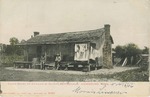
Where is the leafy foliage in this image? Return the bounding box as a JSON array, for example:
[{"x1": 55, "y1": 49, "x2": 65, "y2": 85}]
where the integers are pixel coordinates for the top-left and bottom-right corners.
[
  {"x1": 4, "y1": 37, "x2": 23, "y2": 55},
  {"x1": 1, "y1": 37, "x2": 24, "y2": 66},
  {"x1": 1, "y1": 55, "x2": 24, "y2": 66},
  {"x1": 125, "y1": 43, "x2": 142, "y2": 57},
  {"x1": 114, "y1": 45, "x2": 126, "y2": 58},
  {"x1": 114, "y1": 43, "x2": 142, "y2": 65},
  {"x1": 9, "y1": 37, "x2": 19, "y2": 45}
]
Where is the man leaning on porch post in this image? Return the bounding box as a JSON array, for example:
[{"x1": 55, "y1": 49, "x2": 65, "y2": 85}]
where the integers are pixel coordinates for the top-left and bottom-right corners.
[{"x1": 40, "y1": 54, "x2": 46, "y2": 70}]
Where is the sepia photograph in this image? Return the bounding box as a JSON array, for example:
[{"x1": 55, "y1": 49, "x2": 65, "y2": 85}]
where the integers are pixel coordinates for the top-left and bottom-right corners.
[
  {"x1": 0, "y1": 0, "x2": 149, "y2": 82},
  {"x1": 0, "y1": 0, "x2": 150, "y2": 96}
]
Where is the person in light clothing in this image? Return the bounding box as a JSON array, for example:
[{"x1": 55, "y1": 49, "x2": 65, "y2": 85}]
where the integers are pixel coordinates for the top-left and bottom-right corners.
[
  {"x1": 40, "y1": 54, "x2": 46, "y2": 70},
  {"x1": 55, "y1": 54, "x2": 61, "y2": 70}
]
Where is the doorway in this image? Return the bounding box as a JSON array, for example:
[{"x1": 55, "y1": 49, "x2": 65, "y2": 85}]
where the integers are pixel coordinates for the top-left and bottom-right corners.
[{"x1": 37, "y1": 46, "x2": 42, "y2": 58}]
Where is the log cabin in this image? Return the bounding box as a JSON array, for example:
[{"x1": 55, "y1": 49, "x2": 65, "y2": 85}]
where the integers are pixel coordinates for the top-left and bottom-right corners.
[{"x1": 19, "y1": 24, "x2": 114, "y2": 71}]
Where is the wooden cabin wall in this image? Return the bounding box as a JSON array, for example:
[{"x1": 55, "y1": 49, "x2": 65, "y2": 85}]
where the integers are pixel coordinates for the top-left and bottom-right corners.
[
  {"x1": 46, "y1": 44, "x2": 57, "y2": 62},
  {"x1": 26, "y1": 43, "x2": 74, "y2": 62},
  {"x1": 59, "y1": 43, "x2": 74, "y2": 61},
  {"x1": 46, "y1": 43, "x2": 74, "y2": 62}
]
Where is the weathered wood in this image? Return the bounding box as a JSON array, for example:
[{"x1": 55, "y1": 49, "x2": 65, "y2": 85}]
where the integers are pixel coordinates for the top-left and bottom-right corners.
[
  {"x1": 14, "y1": 61, "x2": 32, "y2": 68},
  {"x1": 136, "y1": 59, "x2": 141, "y2": 65},
  {"x1": 122, "y1": 58, "x2": 127, "y2": 66}
]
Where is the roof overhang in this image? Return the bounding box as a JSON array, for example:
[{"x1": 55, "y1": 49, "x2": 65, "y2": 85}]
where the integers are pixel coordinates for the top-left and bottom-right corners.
[{"x1": 110, "y1": 35, "x2": 114, "y2": 44}]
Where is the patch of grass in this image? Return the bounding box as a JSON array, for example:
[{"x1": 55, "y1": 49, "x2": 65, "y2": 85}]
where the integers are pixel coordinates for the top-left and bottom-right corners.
[
  {"x1": 0, "y1": 66, "x2": 85, "y2": 81},
  {"x1": 107, "y1": 68, "x2": 149, "y2": 82},
  {"x1": 0, "y1": 66, "x2": 148, "y2": 81}
]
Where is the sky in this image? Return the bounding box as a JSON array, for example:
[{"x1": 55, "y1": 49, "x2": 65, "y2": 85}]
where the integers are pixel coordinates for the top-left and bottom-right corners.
[{"x1": 0, "y1": 0, "x2": 150, "y2": 49}]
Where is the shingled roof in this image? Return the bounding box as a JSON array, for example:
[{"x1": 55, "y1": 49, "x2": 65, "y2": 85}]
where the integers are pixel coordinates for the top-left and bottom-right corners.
[{"x1": 20, "y1": 28, "x2": 113, "y2": 45}]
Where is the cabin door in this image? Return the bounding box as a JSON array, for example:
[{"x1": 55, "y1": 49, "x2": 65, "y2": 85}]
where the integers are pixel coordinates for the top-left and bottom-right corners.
[{"x1": 37, "y1": 46, "x2": 42, "y2": 58}]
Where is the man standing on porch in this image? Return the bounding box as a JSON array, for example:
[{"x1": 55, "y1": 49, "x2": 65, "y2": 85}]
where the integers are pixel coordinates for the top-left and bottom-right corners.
[
  {"x1": 55, "y1": 54, "x2": 61, "y2": 70},
  {"x1": 40, "y1": 54, "x2": 46, "y2": 70}
]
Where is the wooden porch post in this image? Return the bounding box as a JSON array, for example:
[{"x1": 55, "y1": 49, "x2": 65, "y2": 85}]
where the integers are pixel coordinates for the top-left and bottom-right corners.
[
  {"x1": 44, "y1": 45, "x2": 47, "y2": 62},
  {"x1": 26, "y1": 46, "x2": 29, "y2": 61},
  {"x1": 88, "y1": 42, "x2": 91, "y2": 71}
]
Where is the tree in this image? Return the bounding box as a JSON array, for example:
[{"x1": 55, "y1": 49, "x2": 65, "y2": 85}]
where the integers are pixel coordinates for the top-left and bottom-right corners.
[
  {"x1": 5, "y1": 37, "x2": 23, "y2": 55},
  {"x1": 125, "y1": 43, "x2": 142, "y2": 64},
  {"x1": 125, "y1": 43, "x2": 141, "y2": 57},
  {"x1": 114, "y1": 43, "x2": 142, "y2": 65},
  {"x1": 114, "y1": 45, "x2": 126, "y2": 58},
  {"x1": 9, "y1": 37, "x2": 19, "y2": 46}
]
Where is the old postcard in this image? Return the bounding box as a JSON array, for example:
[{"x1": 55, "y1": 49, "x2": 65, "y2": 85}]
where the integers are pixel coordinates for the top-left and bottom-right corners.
[{"x1": 0, "y1": 0, "x2": 150, "y2": 97}]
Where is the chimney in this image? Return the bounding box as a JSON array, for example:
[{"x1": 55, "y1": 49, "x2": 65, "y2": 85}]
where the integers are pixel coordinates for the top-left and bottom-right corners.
[
  {"x1": 34, "y1": 32, "x2": 40, "y2": 37},
  {"x1": 103, "y1": 24, "x2": 113, "y2": 68},
  {"x1": 104, "y1": 24, "x2": 110, "y2": 40}
]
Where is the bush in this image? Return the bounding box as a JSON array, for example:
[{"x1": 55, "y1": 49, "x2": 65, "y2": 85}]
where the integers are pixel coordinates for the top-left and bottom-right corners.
[{"x1": 1, "y1": 55, "x2": 24, "y2": 67}]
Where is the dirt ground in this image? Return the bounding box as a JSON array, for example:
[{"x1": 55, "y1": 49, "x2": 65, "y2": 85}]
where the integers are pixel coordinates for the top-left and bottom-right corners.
[
  {"x1": 6, "y1": 66, "x2": 139, "y2": 75},
  {"x1": 0, "y1": 66, "x2": 145, "y2": 81}
]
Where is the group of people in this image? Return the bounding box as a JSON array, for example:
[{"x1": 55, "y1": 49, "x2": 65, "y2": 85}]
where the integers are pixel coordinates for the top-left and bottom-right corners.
[{"x1": 40, "y1": 54, "x2": 61, "y2": 70}]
